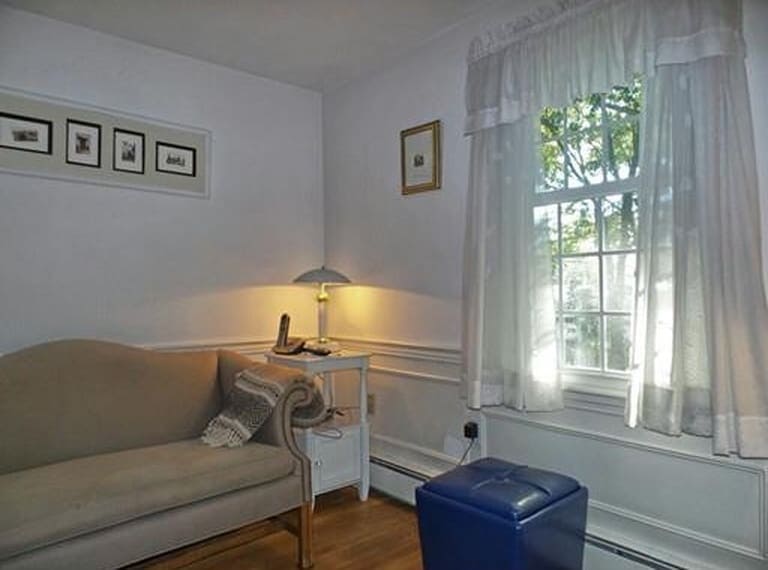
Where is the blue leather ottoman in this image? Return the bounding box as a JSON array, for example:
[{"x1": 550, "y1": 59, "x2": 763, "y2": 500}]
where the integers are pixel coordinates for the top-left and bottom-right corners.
[{"x1": 416, "y1": 457, "x2": 588, "y2": 570}]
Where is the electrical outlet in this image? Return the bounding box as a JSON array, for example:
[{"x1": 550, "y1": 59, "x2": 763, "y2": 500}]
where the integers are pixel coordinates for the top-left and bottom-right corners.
[
  {"x1": 463, "y1": 421, "x2": 479, "y2": 439},
  {"x1": 367, "y1": 393, "x2": 376, "y2": 415}
]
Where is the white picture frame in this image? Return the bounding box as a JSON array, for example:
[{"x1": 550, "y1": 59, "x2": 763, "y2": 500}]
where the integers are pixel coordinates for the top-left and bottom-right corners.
[{"x1": 0, "y1": 84, "x2": 210, "y2": 198}]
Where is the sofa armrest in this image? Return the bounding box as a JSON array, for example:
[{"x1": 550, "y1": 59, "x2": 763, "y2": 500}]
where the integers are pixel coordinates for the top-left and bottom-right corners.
[
  {"x1": 255, "y1": 382, "x2": 314, "y2": 500},
  {"x1": 217, "y1": 349, "x2": 313, "y2": 502}
]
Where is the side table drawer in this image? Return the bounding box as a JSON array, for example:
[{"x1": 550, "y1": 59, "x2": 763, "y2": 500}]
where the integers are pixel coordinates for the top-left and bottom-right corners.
[
  {"x1": 316, "y1": 427, "x2": 361, "y2": 490},
  {"x1": 294, "y1": 422, "x2": 362, "y2": 496}
]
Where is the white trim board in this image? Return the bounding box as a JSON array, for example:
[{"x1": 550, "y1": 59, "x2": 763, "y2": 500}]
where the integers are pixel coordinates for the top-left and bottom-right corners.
[
  {"x1": 334, "y1": 336, "x2": 461, "y2": 364},
  {"x1": 146, "y1": 337, "x2": 273, "y2": 357}
]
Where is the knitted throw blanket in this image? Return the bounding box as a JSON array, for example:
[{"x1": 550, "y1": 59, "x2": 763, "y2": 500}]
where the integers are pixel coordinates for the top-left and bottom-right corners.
[{"x1": 201, "y1": 363, "x2": 327, "y2": 448}]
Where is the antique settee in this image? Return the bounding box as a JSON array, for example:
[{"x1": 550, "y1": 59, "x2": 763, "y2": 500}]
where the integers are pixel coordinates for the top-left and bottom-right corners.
[{"x1": 0, "y1": 339, "x2": 314, "y2": 569}]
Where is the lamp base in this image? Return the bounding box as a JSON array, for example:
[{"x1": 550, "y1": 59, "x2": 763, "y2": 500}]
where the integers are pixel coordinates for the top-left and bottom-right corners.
[{"x1": 304, "y1": 339, "x2": 341, "y2": 353}]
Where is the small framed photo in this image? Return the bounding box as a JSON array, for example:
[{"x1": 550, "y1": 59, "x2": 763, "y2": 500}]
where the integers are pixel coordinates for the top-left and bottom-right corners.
[
  {"x1": 156, "y1": 142, "x2": 196, "y2": 177},
  {"x1": 66, "y1": 119, "x2": 101, "y2": 168},
  {"x1": 400, "y1": 120, "x2": 441, "y2": 195},
  {"x1": 113, "y1": 128, "x2": 145, "y2": 174},
  {"x1": 0, "y1": 112, "x2": 52, "y2": 154}
]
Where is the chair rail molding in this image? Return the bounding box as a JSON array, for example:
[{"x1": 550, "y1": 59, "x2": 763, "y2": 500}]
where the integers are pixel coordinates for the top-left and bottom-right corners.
[
  {"x1": 145, "y1": 337, "x2": 274, "y2": 358},
  {"x1": 334, "y1": 336, "x2": 461, "y2": 364}
]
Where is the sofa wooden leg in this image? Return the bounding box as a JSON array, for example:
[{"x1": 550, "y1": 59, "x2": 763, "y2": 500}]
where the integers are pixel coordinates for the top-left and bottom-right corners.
[{"x1": 298, "y1": 502, "x2": 314, "y2": 568}]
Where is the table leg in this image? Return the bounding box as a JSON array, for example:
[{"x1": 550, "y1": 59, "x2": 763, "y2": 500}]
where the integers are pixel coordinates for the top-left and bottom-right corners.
[
  {"x1": 357, "y1": 365, "x2": 370, "y2": 501},
  {"x1": 321, "y1": 371, "x2": 334, "y2": 409}
]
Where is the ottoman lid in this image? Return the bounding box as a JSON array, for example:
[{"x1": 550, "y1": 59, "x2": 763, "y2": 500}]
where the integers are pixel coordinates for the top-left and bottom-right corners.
[{"x1": 422, "y1": 457, "x2": 581, "y2": 522}]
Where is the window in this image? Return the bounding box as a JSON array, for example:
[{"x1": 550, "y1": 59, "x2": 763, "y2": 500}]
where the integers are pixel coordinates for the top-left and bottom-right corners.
[{"x1": 534, "y1": 77, "x2": 642, "y2": 388}]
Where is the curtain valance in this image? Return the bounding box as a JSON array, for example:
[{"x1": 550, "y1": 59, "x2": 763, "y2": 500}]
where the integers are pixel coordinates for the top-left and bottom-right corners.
[{"x1": 465, "y1": 0, "x2": 744, "y2": 134}]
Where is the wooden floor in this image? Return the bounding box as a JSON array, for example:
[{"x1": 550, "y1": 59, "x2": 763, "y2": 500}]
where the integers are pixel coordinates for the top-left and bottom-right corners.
[{"x1": 134, "y1": 489, "x2": 423, "y2": 570}]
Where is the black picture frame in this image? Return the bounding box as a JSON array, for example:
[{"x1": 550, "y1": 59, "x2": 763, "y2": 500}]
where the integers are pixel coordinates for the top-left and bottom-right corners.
[
  {"x1": 155, "y1": 141, "x2": 196, "y2": 177},
  {"x1": 112, "y1": 128, "x2": 145, "y2": 174},
  {"x1": 0, "y1": 112, "x2": 53, "y2": 155},
  {"x1": 66, "y1": 119, "x2": 102, "y2": 168}
]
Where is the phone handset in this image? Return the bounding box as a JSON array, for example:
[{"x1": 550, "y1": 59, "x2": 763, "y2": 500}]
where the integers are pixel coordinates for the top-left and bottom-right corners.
[{"x1": 272, "y1": 313, "x2": 305, "y2": 355}]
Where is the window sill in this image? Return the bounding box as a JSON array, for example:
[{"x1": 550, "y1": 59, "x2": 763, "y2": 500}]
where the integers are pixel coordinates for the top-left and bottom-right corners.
[{"x1": 562, "y1": 371, "x2": 627, "y2": 416}]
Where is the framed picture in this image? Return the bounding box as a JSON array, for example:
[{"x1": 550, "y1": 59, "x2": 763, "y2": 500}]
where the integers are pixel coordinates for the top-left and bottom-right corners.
[
  {"x1": 66, "y1": 119, "x2": 101, "y2": 167},
  {"x1": 0, "y1": 112, "x2": 52, "y2": 154},
  {"x1": 156, "y1": 141, "x2": 196, "y2": 177},
  {"x1": 400, "y1": 120, "x2": 441, "y2": 195},
  {"x1": 113, "y1": 128, "x2": 145, "y2": 174}
]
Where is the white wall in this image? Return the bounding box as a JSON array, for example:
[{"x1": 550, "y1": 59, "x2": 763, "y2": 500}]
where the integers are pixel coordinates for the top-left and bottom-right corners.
[
  {"x1": 324, "y1": 0, "x2": 543, "y2": 347},
  {"x1": 324, "y1": 0, "x2": 768, "y2": 568},
  {"x1": 0, "y1": 6, "x2": 324, "y2": 354}
]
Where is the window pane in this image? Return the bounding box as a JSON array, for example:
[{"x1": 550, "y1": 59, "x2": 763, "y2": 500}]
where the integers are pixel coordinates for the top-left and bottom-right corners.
[
  {"x1": 539, "y1": 140, "x2": 565, "y2": 192},
  {"x1": 534, "y1": 205, "x2": 558, "y2": 252},
  {"x1": 606, "y1": 120, "x2": 639, "y2": 180},
  {"x1": 563, "y1": 256, "x2": 599, "y2": 310},
  {"x1": 604, "y1": 79, "x2": 642, "y2": 122},
  {"x1": 566, "y1": 94, "x2": 602, "y2": 133},
  {"x1": 540, "y1": 107, "x2": 564, "y2": 142},
  {"x1": 564, "y1": 315, "x2": 600, "y2": 368},
  {"x1": 534, "y1": 205, "x2": 559, "y2": 291},
  {"x1": 602, "y1": 193, "x2": 638, "y2": 250},
  {"x1": 604, "y1": 253, "x2": 636, "y2": 312},
  {"x1": 605, "y1": 315, "x2": 632, "y2": 371},
  {"x1": 561, "y1": 199, "x2": 598, "y2": 254},
  {"x1": 566, "y1": 128, "x2": 604, "y2": 188}
]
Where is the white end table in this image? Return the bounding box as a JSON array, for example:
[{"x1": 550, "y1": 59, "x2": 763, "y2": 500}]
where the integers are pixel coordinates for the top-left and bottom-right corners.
[{"x1": 265, "y1": 350, "x2": 371, "y2": 503}]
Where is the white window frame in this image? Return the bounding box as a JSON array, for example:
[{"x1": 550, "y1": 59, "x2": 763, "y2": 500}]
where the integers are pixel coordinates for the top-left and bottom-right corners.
[{"x1": 535, "y1": 90, "x2": 641, "y2": 401}]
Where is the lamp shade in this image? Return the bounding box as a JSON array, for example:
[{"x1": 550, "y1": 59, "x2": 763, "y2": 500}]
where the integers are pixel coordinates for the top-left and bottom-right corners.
[{"x1": 293, "y1": 265, "x2": 351, "y2": 284}]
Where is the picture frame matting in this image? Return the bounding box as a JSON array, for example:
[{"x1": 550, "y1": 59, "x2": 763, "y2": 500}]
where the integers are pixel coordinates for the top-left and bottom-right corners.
[
  {"x1": 113, "y1": 128, "x2": 145, "y2": 174},
  {"x1": 66, "y1": 119, "x2": 101, "y2": 168},
  {"x1": 0, "y1": 112, "x2": 52, "y2": 155}
]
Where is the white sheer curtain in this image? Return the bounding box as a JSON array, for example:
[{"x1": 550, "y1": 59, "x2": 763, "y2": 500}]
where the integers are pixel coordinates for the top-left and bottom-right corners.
[
  {"x1": 628, "y1": 56, "x2": 768, "y2": 456},
  {"x1": 461, "y1": 119, "x2": 560, "y2": 410},
  {"x1": 462, "y1": 0, "x2": 768, "y2": 456}
]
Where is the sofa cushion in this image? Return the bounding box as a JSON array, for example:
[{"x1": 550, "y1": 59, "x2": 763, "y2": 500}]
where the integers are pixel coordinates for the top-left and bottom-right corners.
[
  {"x1": 0, "y1": 340, "x2": 222, "y2": 474},
  {"x1": 0, "y1": 439, "x2": 295, "y2": 559}
]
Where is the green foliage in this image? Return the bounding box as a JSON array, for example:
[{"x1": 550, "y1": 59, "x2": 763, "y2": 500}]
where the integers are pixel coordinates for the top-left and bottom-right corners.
[{"x1": 539, "y1": 76, "x2": 642, "y2": 191}]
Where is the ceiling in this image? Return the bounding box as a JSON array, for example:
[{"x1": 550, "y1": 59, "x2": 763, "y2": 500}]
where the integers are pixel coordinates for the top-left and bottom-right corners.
[{"x1": 1, "y1": 0, "x2": 497, "y2": 92}]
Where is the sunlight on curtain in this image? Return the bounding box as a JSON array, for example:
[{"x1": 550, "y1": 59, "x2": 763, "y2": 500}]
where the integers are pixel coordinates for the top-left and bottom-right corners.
[
  {"x1": 462, "y1": 120, "x2": 561, "y2": 410},
  {"x1": 462, "y1": 0, "x2": 768, "y2": 456}
]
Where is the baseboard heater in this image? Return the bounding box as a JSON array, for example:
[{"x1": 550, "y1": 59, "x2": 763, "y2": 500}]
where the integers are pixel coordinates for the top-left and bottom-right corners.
[
  {"x1": 584, "y1": 534, "x2": 686, "y2": 570},
  {"x1": 370, "y1": 456, "x2": 688, "y2": 570},
  {"x1": 371, "y1": 455, "x2": 432, "y2": 482}
]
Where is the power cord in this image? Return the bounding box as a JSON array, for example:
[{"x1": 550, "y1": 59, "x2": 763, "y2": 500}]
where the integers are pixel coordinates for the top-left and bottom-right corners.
[{"x1": 458, "y1": 437, "x2": 476, "y2": 465}]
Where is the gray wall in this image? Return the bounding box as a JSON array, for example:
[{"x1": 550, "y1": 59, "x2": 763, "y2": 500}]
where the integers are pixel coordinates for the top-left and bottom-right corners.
[{"x1": 0, "y1": 6, "x2": 324, "y2": 353}]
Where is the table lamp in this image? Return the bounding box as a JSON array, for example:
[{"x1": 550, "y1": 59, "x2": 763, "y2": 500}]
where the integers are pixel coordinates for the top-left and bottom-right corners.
[{"x1": 293, "y1": 265, "x2": 350, "y2": 344}]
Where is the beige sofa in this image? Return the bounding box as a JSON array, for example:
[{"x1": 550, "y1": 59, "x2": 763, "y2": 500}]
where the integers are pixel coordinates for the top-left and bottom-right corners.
[{"x1": 0, "y1": 339, "x2": 314, "y2": 569}]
